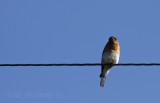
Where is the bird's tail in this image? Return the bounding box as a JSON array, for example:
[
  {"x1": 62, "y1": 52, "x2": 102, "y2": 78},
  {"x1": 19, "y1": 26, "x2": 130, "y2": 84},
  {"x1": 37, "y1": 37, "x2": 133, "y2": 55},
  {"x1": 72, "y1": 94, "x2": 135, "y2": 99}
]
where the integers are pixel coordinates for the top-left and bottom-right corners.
[
  {"x1": 100, "y1": 77, "x2": 106, "y2": 87},
  {"x1": 99, "y1": 70, "x2": 110, "y2": 87}
]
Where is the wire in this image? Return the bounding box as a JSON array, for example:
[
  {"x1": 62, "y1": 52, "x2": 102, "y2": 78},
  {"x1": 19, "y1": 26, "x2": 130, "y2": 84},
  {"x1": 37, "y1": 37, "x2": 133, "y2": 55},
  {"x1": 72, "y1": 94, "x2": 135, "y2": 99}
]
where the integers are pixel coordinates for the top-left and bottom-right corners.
[{"x1": 0, "y1": 63, "x2": 160, "y2": 67}]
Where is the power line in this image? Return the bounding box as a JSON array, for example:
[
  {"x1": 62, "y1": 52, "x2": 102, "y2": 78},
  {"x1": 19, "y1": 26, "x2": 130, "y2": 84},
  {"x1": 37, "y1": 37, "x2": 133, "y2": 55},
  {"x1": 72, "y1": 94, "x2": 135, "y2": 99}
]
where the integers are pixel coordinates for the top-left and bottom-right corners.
[{"x1": 0, "y1": 63, "x2": 160, "y2": 67}]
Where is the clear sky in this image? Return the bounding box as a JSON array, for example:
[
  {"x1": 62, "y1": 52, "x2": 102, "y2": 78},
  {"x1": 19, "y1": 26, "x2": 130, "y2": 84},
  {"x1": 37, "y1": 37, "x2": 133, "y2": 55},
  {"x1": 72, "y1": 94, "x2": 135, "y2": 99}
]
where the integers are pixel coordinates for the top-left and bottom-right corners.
[{"x1": 1, "y1": 0, "x2": 160, "y2": 102}]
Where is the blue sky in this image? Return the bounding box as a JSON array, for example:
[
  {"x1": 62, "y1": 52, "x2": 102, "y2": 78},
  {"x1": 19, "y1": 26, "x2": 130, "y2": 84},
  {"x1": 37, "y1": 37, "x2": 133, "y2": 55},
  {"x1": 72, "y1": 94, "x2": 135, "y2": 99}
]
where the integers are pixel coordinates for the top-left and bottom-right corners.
[{"x1": 1, "y1": 0, "x2": 160, "y2": 102}]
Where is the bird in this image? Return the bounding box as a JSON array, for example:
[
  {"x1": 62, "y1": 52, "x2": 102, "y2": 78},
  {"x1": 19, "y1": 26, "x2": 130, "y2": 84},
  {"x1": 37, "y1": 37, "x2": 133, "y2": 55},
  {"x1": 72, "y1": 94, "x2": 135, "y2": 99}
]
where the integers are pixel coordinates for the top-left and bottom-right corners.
[{"x1": 100, "y1": 36, "x2": 120, "y2": 87}]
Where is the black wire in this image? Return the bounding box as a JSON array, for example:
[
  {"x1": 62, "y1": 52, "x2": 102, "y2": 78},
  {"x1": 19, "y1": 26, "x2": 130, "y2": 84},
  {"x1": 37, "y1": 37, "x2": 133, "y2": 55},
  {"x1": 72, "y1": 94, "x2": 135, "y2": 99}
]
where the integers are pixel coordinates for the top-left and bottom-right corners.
[{"x1": 0, "y1": 63, "x2": 160, "y2": 67}]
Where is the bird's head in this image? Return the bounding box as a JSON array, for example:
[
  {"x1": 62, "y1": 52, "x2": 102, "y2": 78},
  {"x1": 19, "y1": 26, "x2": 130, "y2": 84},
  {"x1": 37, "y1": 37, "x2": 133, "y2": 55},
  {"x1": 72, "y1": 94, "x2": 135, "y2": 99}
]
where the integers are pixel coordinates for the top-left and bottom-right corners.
[{"x1": 109, "y1": 36, "x2": 118, "y2": 42}]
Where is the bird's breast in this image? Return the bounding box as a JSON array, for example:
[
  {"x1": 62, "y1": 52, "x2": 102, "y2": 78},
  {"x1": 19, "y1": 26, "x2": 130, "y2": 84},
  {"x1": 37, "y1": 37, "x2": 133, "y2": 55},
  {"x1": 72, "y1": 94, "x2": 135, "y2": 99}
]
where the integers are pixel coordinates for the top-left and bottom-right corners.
[{"x1": 102, "y1": 50, "x2": 120, "y2": 64}]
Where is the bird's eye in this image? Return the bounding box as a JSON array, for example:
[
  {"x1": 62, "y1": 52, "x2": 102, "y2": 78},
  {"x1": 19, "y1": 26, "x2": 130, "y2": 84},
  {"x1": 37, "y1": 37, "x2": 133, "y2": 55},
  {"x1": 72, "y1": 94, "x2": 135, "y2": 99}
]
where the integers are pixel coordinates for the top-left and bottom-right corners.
[
  {"x1": 108, "y1": 36, "x2": 117, "y2": 41},
  {"x1": 114, "y1": 37, "x2": 117, "y2": 40}
]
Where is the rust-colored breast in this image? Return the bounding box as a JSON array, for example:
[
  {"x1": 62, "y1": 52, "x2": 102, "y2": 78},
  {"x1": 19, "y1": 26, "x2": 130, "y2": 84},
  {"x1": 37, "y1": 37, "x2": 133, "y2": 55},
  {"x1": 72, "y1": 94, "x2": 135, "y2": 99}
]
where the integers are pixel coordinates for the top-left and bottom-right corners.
[{"x1": 104, "y1": 41, "x2": 120, "y2": 54}]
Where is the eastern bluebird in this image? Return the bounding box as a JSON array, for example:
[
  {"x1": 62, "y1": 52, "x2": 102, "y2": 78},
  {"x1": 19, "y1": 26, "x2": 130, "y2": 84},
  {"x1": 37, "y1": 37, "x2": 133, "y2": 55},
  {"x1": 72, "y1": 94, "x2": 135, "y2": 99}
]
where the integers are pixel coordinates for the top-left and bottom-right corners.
[{"x1": 100, "y1": 36, "x2": 120, "y2": 87}]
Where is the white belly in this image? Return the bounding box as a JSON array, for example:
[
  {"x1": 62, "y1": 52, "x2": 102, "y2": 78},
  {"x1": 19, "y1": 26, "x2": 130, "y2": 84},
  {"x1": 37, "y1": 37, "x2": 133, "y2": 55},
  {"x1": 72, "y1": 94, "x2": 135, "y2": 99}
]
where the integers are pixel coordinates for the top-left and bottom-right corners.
[{"x1": 102, "y1": 51, "x2": 119, "y2": 64}]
